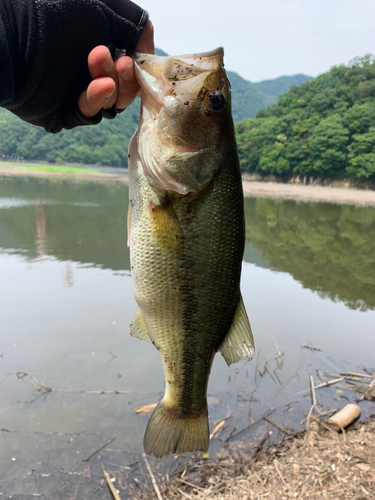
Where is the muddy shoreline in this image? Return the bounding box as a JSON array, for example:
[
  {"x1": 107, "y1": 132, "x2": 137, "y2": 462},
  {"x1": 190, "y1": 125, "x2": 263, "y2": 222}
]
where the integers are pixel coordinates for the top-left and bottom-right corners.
[
  {"x1": 241, "y1": 180, "x2": 375, "y2": 207},
  {"x1": 133, "y1": 416, "x2": 375, "y2": 500},
  {"x1": 1, "y1": 166, "x2": 375, "y2": 207}
]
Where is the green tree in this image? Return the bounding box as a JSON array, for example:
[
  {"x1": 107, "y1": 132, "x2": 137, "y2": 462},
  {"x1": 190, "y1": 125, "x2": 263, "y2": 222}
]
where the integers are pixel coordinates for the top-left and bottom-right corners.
[{"x1": 309, "y1": 114, "x2": 349, "y2": 176}]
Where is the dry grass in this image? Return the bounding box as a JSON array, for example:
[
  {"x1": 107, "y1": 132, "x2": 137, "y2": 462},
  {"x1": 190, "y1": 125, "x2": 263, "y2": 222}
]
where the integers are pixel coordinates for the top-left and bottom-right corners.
[{"x1": 133, "y1": 416, "x2": 375, "y2": 500}]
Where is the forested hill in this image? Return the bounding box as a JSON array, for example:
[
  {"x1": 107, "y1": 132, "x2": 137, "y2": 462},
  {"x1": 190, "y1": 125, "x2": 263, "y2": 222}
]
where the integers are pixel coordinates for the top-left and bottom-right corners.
[
  {"x1": 236, "y1": 54, "x2": 375, "y2": 180},
  {"x1": 0, "y1": 51, "x2": 310, "y2": 167}
]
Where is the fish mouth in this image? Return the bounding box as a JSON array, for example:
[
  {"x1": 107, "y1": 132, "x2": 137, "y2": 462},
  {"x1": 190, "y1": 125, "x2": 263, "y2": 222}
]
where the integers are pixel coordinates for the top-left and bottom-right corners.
[{"x1": 132, "y1": 47, "x2": 225, "y2": 100}]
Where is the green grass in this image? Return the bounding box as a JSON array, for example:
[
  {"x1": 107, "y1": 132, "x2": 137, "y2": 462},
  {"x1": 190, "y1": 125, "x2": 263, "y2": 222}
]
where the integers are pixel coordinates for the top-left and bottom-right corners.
[{"x1": 0, "y1": 162, "x2": 99, "y2": 174}]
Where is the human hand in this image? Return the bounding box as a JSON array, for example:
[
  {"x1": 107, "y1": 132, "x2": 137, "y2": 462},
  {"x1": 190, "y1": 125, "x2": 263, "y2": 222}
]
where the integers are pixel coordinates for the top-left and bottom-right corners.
[
  {"x1": 1, "y1": 0, "x2": 150, "y2": 132},
  {"x1": 78, "y1": 20, "x2": 154, "y2": 118}
]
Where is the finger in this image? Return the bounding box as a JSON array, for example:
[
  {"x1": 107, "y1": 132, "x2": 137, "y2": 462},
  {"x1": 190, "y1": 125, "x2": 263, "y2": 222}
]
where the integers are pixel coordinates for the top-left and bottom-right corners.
[
  {"x1": 87, "y1": 46, "x2": 119, "y2": 107},
  {"x1": 87, "y1": 46, "x2": 114, "y2": 79},
  {"x1": 136, "y1": 20, "x2": 155, "y2": 54},
  {"x1": 78, "y1": 77, "x2": 116, "y2": 118},
  {"x1": 114, "y1": 56, "x2": 140, "y2": 110}
]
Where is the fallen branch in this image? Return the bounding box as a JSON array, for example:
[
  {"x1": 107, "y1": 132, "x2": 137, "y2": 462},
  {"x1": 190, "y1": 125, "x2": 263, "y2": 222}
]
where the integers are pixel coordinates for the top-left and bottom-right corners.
[
  {"x1": 134, "y1": 403, "x2": 157, "y2": 414},
  {"x1": 210, "y1": 408, "x2": 231, "y2": 440},
  {"x1": 251, "y1": 429, "x2": 269, "y2": 459},
  {"x1": 295, "y1": 377, "x2": 344, "y2": 396},
  {"x1": 81, "y1": 437, "x2": 116, "y2": 462},
  {"x1": 359, "y1": 379, "x2": 375, "y2": 401},
  {"x1": 145, "y1": 458, "x2": 164, "y2": 500},
  {"x1": 103, "y1": 470, "x2": 122, "y2": 500},
  {"x1": 263, "y1": 415, "x2": 291, "y2": 435},
  {"x1": 343, "y1": 371, "x2": 375, "y2": 380}
]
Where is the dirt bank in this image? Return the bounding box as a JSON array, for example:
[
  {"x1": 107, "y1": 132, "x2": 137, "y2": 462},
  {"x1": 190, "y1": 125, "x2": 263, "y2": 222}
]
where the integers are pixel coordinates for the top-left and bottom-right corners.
[
  {"x1": 134, "y1": 416, "x2": 375, "y2": 500},
  {"x1": 242, "y1": 180, "x2": 375, "y2": 208}
]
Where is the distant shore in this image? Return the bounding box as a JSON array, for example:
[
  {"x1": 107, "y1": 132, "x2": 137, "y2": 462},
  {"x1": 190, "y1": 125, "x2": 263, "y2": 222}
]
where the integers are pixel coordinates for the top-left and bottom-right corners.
[
  {"x1": 1, "y1": 164, "x2": 375, "y2": 207},
  {"x1": 241, "y1": 180, "x2": 375, "y2": 207}
]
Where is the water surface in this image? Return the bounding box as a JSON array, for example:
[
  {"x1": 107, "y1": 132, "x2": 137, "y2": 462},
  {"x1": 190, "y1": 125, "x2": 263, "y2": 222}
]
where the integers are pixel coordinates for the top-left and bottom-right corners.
[{"x1": 0, "y1": 175, "x2": 374, "y2": 497}]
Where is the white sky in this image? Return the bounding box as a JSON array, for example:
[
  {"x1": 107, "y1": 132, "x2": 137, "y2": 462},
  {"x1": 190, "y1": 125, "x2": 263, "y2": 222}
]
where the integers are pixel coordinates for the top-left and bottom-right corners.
[{"x1": 139, "y1": 0, "x2": 375, "y2": 82}]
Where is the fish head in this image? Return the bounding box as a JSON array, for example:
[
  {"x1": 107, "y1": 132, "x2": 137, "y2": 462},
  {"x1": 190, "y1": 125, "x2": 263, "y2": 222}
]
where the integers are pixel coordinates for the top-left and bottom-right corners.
[{"x1": 132, "y1": 48, "x2": 234, "y2": 194}]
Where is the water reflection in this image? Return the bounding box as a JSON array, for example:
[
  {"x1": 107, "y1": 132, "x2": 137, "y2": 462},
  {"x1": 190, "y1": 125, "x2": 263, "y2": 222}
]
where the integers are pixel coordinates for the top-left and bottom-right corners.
[
  {"x1": 64, "y1": 260, "x2": 74, "y2": 287},
  {"x1": 1, "y1": 176, "x2": 374, "y2": 311},
  {"x1": 35, "y1": 199, "x2": 47, "y2": 260},
  {"x1": 0, "y1": 176, "x2": 130, "y2": 270},
  {"x1": 0, "y1": 174, "x2": 374, "y2": 494},
  {"x1": 244, "y1": 198, "x2": 375, "y2": 311}
]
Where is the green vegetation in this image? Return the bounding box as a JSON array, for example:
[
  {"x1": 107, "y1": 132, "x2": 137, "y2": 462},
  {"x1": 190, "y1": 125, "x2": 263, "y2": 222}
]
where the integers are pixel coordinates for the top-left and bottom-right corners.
[
  {"x1": 227, "y1": 71, "x2": 312, "y2": 122},
  {"x1": 0, "y1": 49, "x2": 310, "y2": 167},
  {"x1": 244, "y1": 197, "x2": 375, "y2": 311},
  {"x1": 0, "y1": 98, "x2": 140, "y2": 167},
  {"x1": 236, "y1": 54, "x2": 375, "y2": 181},
  {"x1": 12, "y1": 165, "x2": 98, "y2": 174}
]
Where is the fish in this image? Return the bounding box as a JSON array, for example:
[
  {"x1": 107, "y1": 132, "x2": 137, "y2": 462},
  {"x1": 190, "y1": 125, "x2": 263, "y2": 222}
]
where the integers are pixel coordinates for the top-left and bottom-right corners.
[{"x1": 127, "y1": 47, "x2": 254, "y2": 458}]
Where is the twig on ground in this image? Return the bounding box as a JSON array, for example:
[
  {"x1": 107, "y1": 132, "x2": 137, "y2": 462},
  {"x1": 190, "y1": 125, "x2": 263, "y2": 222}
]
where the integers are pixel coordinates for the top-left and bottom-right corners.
[
  {"x1": 344, "y1": 371, "x2": 375, "y2": 380},
  {"x1": 81, "y1": 437, "x2": 116, "y2": 462},
  {"x1": 263, "y1": 415, "x2": 291, "y2": 435},
  {"x1": 134, "y1": 403, "x2": 157, "y2": 414},
  {"x1": 175, "y1": 487, "x2": 193, "y2": 499},
  {"x1": 359, "y1": 379, "x2": 375, "y2": 401},
  {"x1": 307, "y1": 374, "x2": 318, "y2": 422},
  {"x1": 251, "y1": 429, "x2": 269, "y2": 459},
  {"x1": 176, "y1": 478, "x2": 206, "y2": 491},
  {"x1": 295, "y1": 377, "x2": 344, "y2": 396},
  {"x1": 145, "y1": 458, "x2": 164, "y2": 500},
  {"x1": 210, "y1": 408, "x2": 231, "y2": 440},
  {"x1": 274, "y1": 458, "x2": 288, "y2": 490},
  {"x1": 103, "y1": 470, "x2": 122, "y2": 500}
]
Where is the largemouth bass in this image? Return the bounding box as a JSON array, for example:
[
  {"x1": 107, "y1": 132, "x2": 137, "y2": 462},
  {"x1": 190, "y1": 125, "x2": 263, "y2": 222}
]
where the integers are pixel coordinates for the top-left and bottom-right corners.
[{"x1": 128, "y1": 47, "x2": 254, "y2": 458}]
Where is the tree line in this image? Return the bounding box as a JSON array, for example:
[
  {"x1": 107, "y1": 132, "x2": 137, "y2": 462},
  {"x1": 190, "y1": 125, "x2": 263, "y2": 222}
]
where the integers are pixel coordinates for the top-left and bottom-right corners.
[{"x1": 235, "y1": 54, "x2": 375, "y2": 181}]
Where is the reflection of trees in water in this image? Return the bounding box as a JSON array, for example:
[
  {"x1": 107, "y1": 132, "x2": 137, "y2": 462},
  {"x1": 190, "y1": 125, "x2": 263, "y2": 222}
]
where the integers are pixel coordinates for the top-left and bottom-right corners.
[
  {"x1": 35, "y1": 199, "x2": 47, "y2": 260},
  {"x1": 0, "y1": 176, "x2": 130, "y2": 271},
  {"x1": 64, "y1": 260, "x2": 74, "y2": 287},
  {"x1": 244, "y1": 198, "x2": 375, "y2": 311}
]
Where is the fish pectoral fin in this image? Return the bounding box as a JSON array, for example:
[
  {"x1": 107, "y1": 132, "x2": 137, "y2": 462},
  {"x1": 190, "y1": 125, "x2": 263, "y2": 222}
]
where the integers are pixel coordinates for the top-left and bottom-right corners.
[
  {"x1": 219, "y1": 294, "x2": 255, "y2": 366},
  {"x1": 129, "y1": 308, "x2": 152, "y2": 344},
  {"x1": 149, "y1": 196, "x2": 183, "y2": 254}
]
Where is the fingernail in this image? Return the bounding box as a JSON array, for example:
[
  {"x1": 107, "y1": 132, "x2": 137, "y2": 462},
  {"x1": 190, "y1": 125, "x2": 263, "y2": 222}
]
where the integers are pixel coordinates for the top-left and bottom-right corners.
[{"x1": 102, "y1": 53, "x2": 114, "y2": 74}]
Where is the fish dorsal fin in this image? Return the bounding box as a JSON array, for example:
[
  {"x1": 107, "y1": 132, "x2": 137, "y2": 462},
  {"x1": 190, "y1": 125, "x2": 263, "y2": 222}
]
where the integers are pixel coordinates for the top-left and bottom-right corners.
[
  {"x1": 129, "y1": 308, "x2": 152, "y2": 344},
  {"x1": 149, "y1": 196, "x2": 183, "y2": 253},
  {"x1": 219, "y1": 294, "x2": 255, "y2": 366}
]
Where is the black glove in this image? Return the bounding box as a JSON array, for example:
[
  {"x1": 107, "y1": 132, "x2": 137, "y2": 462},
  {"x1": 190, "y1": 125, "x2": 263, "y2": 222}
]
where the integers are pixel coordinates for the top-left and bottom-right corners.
[{"x1": 0, "y1": 0, "x2": 148, "y2": 132}]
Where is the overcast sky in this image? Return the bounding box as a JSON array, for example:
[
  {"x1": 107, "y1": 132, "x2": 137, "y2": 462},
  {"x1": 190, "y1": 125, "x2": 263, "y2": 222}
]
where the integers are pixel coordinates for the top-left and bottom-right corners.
[{"x1": 139, "y1": 0, "x2": 375, "y2": 82}]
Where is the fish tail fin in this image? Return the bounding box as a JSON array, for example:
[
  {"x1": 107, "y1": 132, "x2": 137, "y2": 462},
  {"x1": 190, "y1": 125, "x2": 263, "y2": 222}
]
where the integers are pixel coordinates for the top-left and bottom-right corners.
[{"x1": 143, "y1": 401, "x2": 209, "y2": 458}]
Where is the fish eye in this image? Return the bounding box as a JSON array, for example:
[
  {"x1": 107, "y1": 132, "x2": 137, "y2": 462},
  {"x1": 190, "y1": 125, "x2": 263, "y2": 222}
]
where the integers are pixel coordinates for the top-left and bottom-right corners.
[{"x1": 208, "y1": 91, "x2": 226, "y2": 112}]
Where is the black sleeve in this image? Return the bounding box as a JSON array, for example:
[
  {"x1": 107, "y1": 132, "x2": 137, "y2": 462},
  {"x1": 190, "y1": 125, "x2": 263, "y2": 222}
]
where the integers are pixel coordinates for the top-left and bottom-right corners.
[
  {"x1": 0, "y1": 0, "x2": 148, "y2": 133},
  {"x1": 0, "y1": 14, "x2": 14, "y2": 105}
]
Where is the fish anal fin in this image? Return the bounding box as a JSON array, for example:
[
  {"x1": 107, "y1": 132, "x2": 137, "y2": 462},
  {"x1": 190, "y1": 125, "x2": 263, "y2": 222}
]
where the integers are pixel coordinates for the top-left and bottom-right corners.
[
  {"x1": 219, "y1": 294, "x2": 255, "y2": 366},
  {"x1": 144, "y1": 401, "x2": 209, "y2": 458},
  {"x1": 149, "y1": 196, "x2": 183, "y2": 254},
  {"x1": 129, "y1": 308, "x2": 152, "y2": 344}
]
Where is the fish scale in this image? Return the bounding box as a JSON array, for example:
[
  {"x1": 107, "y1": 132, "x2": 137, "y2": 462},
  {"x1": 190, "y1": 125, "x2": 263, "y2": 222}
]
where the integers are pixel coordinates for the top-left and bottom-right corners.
[{"x1": 128, "y1": 47, "x2": 255, "y2": 458}]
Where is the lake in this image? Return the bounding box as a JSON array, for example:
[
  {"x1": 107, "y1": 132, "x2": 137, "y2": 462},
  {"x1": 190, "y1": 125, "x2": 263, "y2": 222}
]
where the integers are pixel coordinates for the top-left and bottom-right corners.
[{"x1": 0, "y1": 174, "x2": 374, "y2": 498}]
